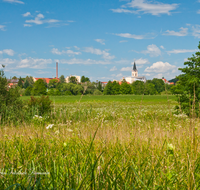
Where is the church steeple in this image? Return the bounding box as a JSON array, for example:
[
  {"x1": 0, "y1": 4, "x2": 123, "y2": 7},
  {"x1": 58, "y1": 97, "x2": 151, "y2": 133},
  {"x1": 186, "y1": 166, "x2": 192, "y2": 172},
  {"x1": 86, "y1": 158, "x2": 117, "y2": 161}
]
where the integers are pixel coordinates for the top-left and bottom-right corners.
[
  {"x1": 132, "y1": 60, "x2": 138, "y2": 77},
  {"x1": 133, "y1": 61, "x2": 137, "y2": 71}
]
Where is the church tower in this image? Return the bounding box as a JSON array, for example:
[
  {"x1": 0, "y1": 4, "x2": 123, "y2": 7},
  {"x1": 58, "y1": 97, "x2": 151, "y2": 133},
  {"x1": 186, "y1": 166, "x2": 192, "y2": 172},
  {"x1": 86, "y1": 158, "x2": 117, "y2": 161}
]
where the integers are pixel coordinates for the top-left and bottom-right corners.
[{"x1": 132, "y1": 61, "x2": 138, "y2": 77}]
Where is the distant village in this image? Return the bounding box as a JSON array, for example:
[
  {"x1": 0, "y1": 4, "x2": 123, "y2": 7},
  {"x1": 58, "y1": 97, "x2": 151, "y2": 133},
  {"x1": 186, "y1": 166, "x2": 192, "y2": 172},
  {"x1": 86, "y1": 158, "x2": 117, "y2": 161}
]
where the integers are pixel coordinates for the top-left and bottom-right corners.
[{"x1": 6, "y1": 61, "x2": 175, "y2": 96}]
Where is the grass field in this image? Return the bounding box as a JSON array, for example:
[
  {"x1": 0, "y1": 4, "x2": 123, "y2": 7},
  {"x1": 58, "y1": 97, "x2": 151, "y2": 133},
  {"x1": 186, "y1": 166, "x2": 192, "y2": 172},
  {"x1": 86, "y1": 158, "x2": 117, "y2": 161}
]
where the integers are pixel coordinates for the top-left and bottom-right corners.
[
  {"x1": 21, "y1": 94, "x2": 176, "y2": 103},
  {"x1": 2, "y1": 95, "x2": 200, "y2": 189}
]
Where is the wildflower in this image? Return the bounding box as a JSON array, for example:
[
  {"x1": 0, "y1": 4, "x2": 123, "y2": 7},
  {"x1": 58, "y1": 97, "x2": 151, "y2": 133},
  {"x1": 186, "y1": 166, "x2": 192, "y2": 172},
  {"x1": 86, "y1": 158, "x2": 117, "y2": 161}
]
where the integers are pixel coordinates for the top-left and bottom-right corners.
[
  {"x1": 167, "y1": 143, "x2": 175, "y2": 151},
  {"x1": 63, "y1": 142, "x2": 67, "y2": 147},
  {"x1": 46, "y1": 124, "x2": 54, "y2": 129},
  {"x1": 67, "y1": 128, "x2": 73, "y2": 132}
]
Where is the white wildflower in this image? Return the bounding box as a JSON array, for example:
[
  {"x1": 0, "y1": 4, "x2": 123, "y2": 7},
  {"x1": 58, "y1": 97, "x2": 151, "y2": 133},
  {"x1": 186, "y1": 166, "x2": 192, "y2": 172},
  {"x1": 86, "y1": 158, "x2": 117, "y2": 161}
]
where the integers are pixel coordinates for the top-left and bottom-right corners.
[
  {"x1": 46, "y1": 124, "x2": 54, "y2": 129},
  {"x1": 67, "y1": 128, "x2": 73, "y2": 132},
  {"x1": 167, "y1": 143, "x2": 175, "y2": 151}
]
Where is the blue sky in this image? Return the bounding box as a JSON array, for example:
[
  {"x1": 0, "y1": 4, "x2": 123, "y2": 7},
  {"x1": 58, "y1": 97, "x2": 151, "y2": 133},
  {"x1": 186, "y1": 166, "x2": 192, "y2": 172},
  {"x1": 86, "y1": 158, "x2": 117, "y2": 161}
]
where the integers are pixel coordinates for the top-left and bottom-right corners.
[{"x1": 0, "y1": 0, "x2": 200, "y2": 81}]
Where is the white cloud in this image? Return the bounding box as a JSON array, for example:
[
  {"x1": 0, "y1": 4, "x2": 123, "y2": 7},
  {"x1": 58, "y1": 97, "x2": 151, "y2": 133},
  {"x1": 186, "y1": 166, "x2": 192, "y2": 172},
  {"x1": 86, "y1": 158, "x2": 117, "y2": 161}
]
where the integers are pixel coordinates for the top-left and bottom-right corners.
[
  {"x1": 167, "y1": 49, "x2": 198, "y2": 54},
  {"x1": 141, "y1": 44, "x2": 161, "y2": 57},
  {"x1": 17, "y1": 58, "x2": 52, "y2": 69},
  {"x1": 197, "y1": 10, "x2": 200, "y2": 14},
  {"x1": 51, "y1": 48, "x2": 81, "y2": 56},
  {"x1": 95, "y1": 39, "x2": 105, "y2": 45},
  {"x1": 57, "y1": 58, "x2": 112, "y2": 65},
  {"x1": 111, "y1": 0, "x2": 178, "y2": 16},
  {"x1": 0, "y1": 49, "x2": 15, "y2": 56},
  {"x1": 110, "y1": 8, "x2": 138, "y2": 14},
  {"x1": 67, "y1": 20, "x2": 75, "y2": 23},
  {"x1": 25, "y1": 13, "x2": 60, "y2": 26},
  {"x1": 160, "y1": 45, "x2": 165, "y2": 49},
  {"x1": 163, "y1": 27, "x2": 188, "y2": 36},
  {"x1": 135, "y1": 58, "x2": 149, "y2": 64},
  {"x1": 24, "y1": 24, "x2": 32, "y2": 27},
  {"x1": 84, "y1": 47, "x2": 115, "y2": 60},
  {"x1": 144, "y1": 61, "x2": 177, "y2": 73},
  {"x1": 0, "y1": 25, "x2": 6, "y2": 31},
  {"x1": 0, "y1": 57, "x2": 52, "y2": 72},
  {"x1": 192, "y1": 25, "x2": 200, "y2": 38},
  {"x1": 0, "y1": 58, "x2": 16, "y2": 65},
  {"x1": 114, "y1": 32, "x2": 156, "y2": 39},
  {"x1": 74, "y1": 46, "x2": 80, "y2": 50},
  {"x1": 114, "y1": 33, "x2": 146, "y2": 39},
  {"x1": 120, "y1": 67, "x2": 132, "y2": 71},
  {"x1": 119, "y1": 40, "x2": 128, "y2": 43},
  {"x1": 3, "y1": 0, "x2": 24, "y2": 4},
  {"x1": 110, "y1": 66, "x2": 117, "y2": 71},
  {"x1": 22, "y1": 12, "x2": 31, "y2": 17},
  {"x1": 116, "y1": 73, "x2": 123, "y2": 77}
]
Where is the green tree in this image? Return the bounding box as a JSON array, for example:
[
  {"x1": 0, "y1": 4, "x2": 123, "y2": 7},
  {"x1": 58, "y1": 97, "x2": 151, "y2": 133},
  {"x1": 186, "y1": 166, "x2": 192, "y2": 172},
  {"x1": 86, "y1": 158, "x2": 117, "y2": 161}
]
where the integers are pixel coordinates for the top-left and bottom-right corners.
[
  {"x1": 69, "y1": 76, "x2": 78, "y2": 84},
  {"x1": 12, "y1": 76, "x2": 17, "y2": 80},
  {"x1": 85, "y1": 82, "x2": 96, "y2": 94},
  {"x1": 81, "y1": 76, "x2": 86, "y2": 83},
  {"x1": 25, "y1": 76, "x2": 34, "y2": 87},
  {"x1": 18, "y1": 77, "x2": 23, "y2": 88},
  {"x1": 103, "y1": 81, "x2": 113, "y2": 95},
  {"x1": 120, "y1": 82, "x2": 132, "y2": 94},
  {"x1": 112, "y1": 81, "x2": 120, "y2": 95},
  {"x1": 145, "y1": 82, "x2": 157, "y2": 95},
  {"x1": 173, "y1": 42, "x2": 200, "y2": 116},
  {"x1": 151, "y1": 78, "x2": 165, "y2": 93},
  {"x1": 93, "y1": 89, "x2": 103, "y2": 95},
  {"x1": 132, "y1": 81, "x2": 145, "y2": 95},
  {"x1": 85, "y1": 77, "x2": 90, "y2": 82},
  {"x1": 0, "y1": 65, "x2": 22, "y2": 122},
  {"x1": 23, "y1": 79, "x2": 30, "y2": 89},
  {"x1": 31, "y1": 79, "x2": 47, "y2": 96},
  {"x1": 97, "y1": 81, "x2": 102, "y2": 92},
  {"x1": 72, "y1": 85, "x2": 84, "y2": 95},
  {"x1": 24, "y1": 86, "x2": 32, "y2": 96},
  {"x1": 81, "y1": 76, "x2": 90, "y2": 83},
  {"x1": 48, "y1": 79, "x2": 59, "y2": 88},
  {"x1": 59, "y1": 75, "x2": 65, "y2": 83}
]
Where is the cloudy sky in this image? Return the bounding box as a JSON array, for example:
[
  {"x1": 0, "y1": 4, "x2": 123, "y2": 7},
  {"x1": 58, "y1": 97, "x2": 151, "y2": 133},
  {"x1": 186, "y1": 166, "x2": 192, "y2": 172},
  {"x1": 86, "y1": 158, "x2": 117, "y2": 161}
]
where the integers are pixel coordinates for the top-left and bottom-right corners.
[{"x1": 0, "y1": 0, "x2": 200, "y2": 81}]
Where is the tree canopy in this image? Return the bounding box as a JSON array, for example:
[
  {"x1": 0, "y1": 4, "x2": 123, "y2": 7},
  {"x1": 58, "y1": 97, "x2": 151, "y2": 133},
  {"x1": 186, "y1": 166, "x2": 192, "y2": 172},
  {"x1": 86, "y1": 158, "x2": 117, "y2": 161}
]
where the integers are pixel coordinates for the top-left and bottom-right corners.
[
  {"x1": 59, "y1": 75, "x2": 65, "y2": 83},
  {"x1": 32, "y1": 79, "x2": 47, "y2": 96},
  {"x1": 172, "y1": 42, "x2": 200, "y2": 116}
]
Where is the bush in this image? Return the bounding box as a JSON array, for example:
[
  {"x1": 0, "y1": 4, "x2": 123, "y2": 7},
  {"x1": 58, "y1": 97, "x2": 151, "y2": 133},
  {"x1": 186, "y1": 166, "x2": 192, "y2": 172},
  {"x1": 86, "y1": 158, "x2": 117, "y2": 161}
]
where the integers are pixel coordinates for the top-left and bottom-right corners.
[
  {"x1": 65, "y1": 91, "x2": 72, "y2": 95},
  {"x1": 24, "y1": 86, "x2": 32, "y2": 96},
  {"x1": 26, "y1": 96, "x2": 52, "y2": 116},
  {"x1": 93, "y1": 89, "x2": 103, "y2": 95}
]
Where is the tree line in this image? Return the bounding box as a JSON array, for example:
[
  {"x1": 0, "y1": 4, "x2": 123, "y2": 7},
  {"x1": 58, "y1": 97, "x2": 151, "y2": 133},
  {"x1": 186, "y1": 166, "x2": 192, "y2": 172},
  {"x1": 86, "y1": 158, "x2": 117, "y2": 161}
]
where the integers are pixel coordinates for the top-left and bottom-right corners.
[{"x1": 10, "y1": 74, "x2": 172, "y2": 96}]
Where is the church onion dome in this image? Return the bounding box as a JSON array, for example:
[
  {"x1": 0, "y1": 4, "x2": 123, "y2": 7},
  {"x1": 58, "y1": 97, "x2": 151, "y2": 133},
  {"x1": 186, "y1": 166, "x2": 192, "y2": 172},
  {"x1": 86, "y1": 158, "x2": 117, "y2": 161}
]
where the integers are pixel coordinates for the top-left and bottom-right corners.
[{"x1": 133, "y1": 61, "x2": 137, "y2": 71}]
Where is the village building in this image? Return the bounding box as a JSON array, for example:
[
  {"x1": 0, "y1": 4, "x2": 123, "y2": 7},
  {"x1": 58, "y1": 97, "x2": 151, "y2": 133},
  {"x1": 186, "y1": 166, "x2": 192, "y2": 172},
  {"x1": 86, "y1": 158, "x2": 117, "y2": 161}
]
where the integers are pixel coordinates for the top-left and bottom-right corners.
[
  {"x1": 32, "y1": 77, "x2": 59, "y2": 84},
  {"x1": 125, "y1": 61, "x2": 146, "y2": 83},
  {"x1": 162, "y1": 77, "x2": 174, "y2": 85},
  {"x1": 65, "y1": 75, "x2": 81, "y2": 83}
]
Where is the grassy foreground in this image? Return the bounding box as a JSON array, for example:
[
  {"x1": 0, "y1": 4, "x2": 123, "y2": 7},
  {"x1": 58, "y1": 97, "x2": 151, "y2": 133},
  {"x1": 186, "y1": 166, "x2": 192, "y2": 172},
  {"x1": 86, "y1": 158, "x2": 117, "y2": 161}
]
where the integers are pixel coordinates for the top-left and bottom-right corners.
[{"x1": 1, "y1": 95, "x2": 200, "y2": 189}]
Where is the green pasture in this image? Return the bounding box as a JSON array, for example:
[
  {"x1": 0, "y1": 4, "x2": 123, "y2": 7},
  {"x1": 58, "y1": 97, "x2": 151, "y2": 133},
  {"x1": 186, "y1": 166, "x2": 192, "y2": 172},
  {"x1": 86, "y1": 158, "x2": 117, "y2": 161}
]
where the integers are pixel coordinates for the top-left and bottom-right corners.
[{"x1": 21, "y1": 94, "x2": 177, "y2": 104}]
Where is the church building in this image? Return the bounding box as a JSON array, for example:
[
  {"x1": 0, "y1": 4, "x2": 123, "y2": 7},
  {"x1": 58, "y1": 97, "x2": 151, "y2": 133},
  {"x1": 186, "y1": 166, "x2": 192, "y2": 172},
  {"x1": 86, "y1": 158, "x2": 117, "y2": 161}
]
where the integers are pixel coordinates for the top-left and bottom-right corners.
[{"x1": 125, "y1": 61, "x2": 146, "y2": 83}]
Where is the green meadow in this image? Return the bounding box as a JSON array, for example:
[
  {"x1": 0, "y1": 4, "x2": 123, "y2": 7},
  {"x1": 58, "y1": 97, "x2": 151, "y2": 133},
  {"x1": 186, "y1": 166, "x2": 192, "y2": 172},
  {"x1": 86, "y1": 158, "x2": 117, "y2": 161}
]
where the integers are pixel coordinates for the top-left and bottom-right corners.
[
  {"x1": 1, "y1": 95, "x2": 200, "y2": 189},
  {"x1": 21, "y1": 94, "x2": 176, "y2": 103}
]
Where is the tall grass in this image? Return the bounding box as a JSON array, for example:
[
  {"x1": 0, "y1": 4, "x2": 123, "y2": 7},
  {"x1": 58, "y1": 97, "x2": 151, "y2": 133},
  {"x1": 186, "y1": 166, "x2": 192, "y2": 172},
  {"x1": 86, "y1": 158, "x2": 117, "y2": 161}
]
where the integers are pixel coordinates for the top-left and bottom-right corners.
[{"x1": 1, "y1": 95, "x2": 200, "y2": 189}]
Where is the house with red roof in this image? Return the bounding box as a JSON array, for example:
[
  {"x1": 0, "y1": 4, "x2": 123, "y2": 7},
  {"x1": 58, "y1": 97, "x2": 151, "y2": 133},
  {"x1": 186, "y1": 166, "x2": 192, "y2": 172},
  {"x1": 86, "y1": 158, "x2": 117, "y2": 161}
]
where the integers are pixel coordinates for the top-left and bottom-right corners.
[
  {"x1": 33, "y1": 77, "x2": 59, "y2": 84},
  {"x1": 162, "y1": 77, "x2": 174, "y2": 85}
]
